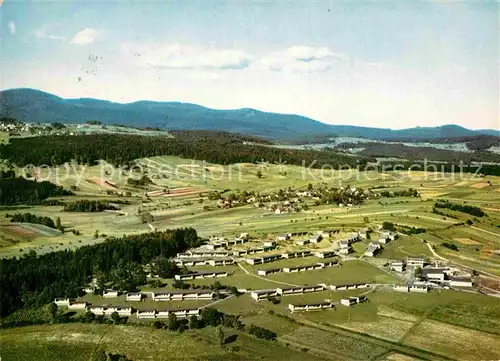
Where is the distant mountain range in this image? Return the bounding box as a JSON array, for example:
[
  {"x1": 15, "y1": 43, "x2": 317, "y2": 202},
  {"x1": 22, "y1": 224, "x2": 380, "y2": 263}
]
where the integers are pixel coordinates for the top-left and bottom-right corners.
[{"x1": 1, "y1": 88, "x2": 498, "y2": 141}]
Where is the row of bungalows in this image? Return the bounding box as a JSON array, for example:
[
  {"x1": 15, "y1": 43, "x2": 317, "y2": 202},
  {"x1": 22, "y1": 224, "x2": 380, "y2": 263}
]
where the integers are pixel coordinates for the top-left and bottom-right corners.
[
  {"x1": 314, "y1": 250, "x2": 336, "y2": 259},
  {"x1": 282, "y1": 250, "x2": 312, "y2": 259},
  {"x1": 276, "y1": 285, "x2": 325, "y2": 295},
  {"x1": 136, "y1": 308, "x2": 200, "y2": 319},
  {"x1": 393, "y1": 284, "x2": 429, "y2": 293},
  {"x1": 250, "y1": 289, "x2": 279, "y2": 301},
  {"x1": 282, "y1": 261, "x2": 336, "y2": 273},
  {"x1": 151, "y1": 290, "x2": 215, "y2": 301},
  {"x1": 257, "y1": 268, "x2": 282, "y2": 276},
  {"x1": 245, "y1": 254, "x2": 281, "y2": 265},
  {"x1": 174, "y1": 270, "x2": 229, "y2": 281},
  {"x1": 288, "y1": 301, "x2": 334, "y2": 313},
  {"x1": 364, "y1": 242, "x2": 382, "y2": 257},
  {"x1": 89, "y1": 306, "x2": 133, "y2": 316},
  {"x1": 250, "y1": 285, "x2": 325, "y2": 301},
  {"x1": 340, "y1": 296, "x2": 367, "y2": 307},
  {"x1": 174, "y1": 257, "x2": 235, "y2": 267},
  {"x1": 327, "y1": 283, "x2": 371, "y2": 291},
  {"x1": 232, "y1": 247, "x2": 268, "y2": 257},
  {"x1": 54, "y1": 298, "x2": 88, "y2": 310},
  {"x1": 176, "y1": 251, "x2": 231, "y2": 258}
]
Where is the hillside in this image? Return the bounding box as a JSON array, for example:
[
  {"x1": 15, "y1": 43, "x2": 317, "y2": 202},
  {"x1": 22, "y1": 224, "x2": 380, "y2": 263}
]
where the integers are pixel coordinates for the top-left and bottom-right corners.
[{"x1": 1, "y1": 88, "x2": 497, "y2": 141}]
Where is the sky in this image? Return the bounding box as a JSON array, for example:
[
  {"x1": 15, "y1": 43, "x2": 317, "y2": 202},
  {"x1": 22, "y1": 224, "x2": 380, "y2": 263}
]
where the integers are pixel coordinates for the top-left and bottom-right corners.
[{"x1": 1, "y1": 1, "x2": 499, "y2": 130}]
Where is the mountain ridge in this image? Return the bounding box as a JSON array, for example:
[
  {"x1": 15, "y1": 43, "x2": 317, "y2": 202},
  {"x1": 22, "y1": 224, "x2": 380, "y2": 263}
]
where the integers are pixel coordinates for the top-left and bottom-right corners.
[{"x1": 1, "y1": 88, "x2": 498, "y2": 141}]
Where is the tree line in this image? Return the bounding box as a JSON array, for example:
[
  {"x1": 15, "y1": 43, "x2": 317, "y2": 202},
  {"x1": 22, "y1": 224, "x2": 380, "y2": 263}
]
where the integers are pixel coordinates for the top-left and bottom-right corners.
[
  {"x1": 0, "y1": 228, "x2": 201, "y2": 317},
  {"x1": 434, "y1": 201, "x2": 485, "y2": 217},
  {"x1": 63, "y1": 200, "x2": 118, "y2": 212},
  {"x1": 5, "y1": 212, "x2": 62, "y2": 230},
  {"x1": 0, "y1": 177, "x2": 73, "y2": 205},
  {"x1": 0, "y1": 131, "x2": 371, "y2": 168}
]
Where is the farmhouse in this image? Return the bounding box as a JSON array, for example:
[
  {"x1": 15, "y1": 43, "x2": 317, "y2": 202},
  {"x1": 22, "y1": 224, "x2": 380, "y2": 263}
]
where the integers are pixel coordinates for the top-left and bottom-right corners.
[
  {"x1": 449, "y1": 276, "x2": 473, "y2": 288},
  {"x1": 54, "y1": 298, "x2": 71, "y2": 307},
  {"x1": 421, "y1": 268, "x2": 447, "y2": 282},
  {"x1": 250, "y1": 289, "x2": 279, "y2": 301},
  {"x1": 314, "y1": 250, "x2": 336, "y2": 259},
  {"x1": 152, "y1": 291, "x2": 215, "y2": 301},
  {"x1": 257, "y1": 268, "x2": 281, "y2": 276},
  {"x1": 175, "y1": 271, "x2": 229, "y2": 281},
  {"x1": 281, "y1": 250, "x2": 312, "y2": 259},
  {"x1": 277, "y1": 285, "x2": 325, "y2": 295},
  {"x1": 407, "y1": 257, "x2": 426, "y2": 268},
  {"x1": 288, "y1": 301, "x2": 334, "y2": 313},
  {"x1": 136, "y1": 309, "x2": 156, "y2": 319},
  {"x1": 68, "y1": 301, "x2": 88, "y2": 310},
  {"x1": 389, "y1": 260, "x2": 405, "y2": 272},
  {"x1": 103, "y1": 290, "x2": 119, "y2": 298},
  {"x1": 364, "y1": 242, "x2": 381, "y2": 257},
  {"x1": 340, "y1": 296, "x2": 367, "y2": 307},
  {"x1": 126, "y1": 293, "x2": 143, "y2": 302}
]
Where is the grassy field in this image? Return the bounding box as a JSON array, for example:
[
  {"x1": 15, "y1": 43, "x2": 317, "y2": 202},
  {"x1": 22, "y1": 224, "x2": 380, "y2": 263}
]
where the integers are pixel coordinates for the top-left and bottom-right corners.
[{"x1": 0, "y1": 324, "x2": 327, "y2": 361}]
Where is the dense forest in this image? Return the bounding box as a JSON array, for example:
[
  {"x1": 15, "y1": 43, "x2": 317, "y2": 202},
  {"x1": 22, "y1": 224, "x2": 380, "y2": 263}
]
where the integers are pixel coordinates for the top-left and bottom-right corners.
[
  {"x1": 0, "y1": 228, "x2": 201, "y2": 317},
  {"x1": 335, "y1": 142, "x2": 500, "y2": 163},
  {"x1": 0, "y1": 131, "x2": 371, "y2": 168},
  {"x1": 6, "y1": 212, "x2": 58, "y2": 229},
  {"x1": 378, "y1": 161, "x2": 500, "y2": 176},
  {"x1": 434, "y1": 201, "x2": 485, "y2": 217},
  {"x1": 63, "y1": 200, "x2": 119, "y2": 212},
  {"x1": 0, "y1": 177, "x2": 73, "y2": 205}
]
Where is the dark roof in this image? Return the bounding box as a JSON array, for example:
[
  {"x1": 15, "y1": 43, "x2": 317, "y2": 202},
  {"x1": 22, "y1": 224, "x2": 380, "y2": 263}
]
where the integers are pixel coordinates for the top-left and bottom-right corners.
[{"x1": 291, "y1": 301, "x2": 333, "y2": 307}]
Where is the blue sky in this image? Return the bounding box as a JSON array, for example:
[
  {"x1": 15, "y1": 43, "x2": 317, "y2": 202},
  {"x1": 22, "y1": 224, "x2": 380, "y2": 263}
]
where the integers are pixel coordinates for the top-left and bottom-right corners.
[{"x1": 1, "y1": 1, "x2": 498, "y2": 129}]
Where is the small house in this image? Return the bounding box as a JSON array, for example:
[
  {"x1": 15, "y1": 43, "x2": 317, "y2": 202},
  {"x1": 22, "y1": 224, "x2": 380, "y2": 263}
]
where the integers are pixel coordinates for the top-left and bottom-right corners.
[
  {"x1": 340, "y1": 296, "x2": 367, "y2": 307},
  {"x1": 409, "y1": 284, "x2": 428, "y2": 293},
  {"x1": 364, "y1": 243, "x2": 381, "y2": 257}
]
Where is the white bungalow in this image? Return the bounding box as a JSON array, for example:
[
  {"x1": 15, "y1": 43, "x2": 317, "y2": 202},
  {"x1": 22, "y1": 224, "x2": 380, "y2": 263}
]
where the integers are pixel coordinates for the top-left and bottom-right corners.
[
  {"x1": 68, "y1": 301, "x2": 88, "y2": 310},
  {"x1": 257, "y1": 268, "x2": 281, "y2": 276},
  {"x1": 364, "y1": 243, "x2": 381, "y2": 257},
  {"x1": 340, "y1": 296, "x2": 367, "y2": 307},
  {"x1": 250, "y1": 289, "x2": 278, "y2": 301},
  {"x1": 288, "y1": 301, "x2": 334, "y2": 313},
  {"x1": 314, "y1": 251, "x2": 336, "y2": 259},
  {"x1": 409, "y1": 284, "x2": 428, "y2": 293},
  {"x1": 294, "y1": 239, "x2": 310, "y2": 246},
  {"x1": 89, "y1": 306, "x2": 106, "y2": 315},
  {"x1": 102, "y1": 290, "x2": 119, "y2": 298},
  {"x1": 277, "y1": 285, "x2": 324, "y2": 295},
  {"x1": 54, "y1": 298, "x2": 71, "y2": 307},
  {"x1": 136, "y1": 309, "x2": 156, "y2": 319},
  {"x1": 406, "y1": 257, "x2": 426, "y2": 268},
  {"x1": 276, "y1": 234, "x2": 290, "y2": 241},
  {"x1": 126, "y1": 293, "x2": 143, "y2": 302},
  {"x1": 449, "y1": 277, "x2": 473, "y2": 288}
]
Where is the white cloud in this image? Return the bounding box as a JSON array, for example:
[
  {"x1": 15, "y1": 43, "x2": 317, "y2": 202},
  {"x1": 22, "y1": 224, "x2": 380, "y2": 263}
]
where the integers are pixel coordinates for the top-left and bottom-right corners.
[
  {"x1": 123, "y1": 43, "x2": 251, "y2": 70},
  {"x1": 253, "y1": 46, "x2": 348, "y2": 73},
  {"x1": 8, "y1": 21, "x2": 16, "y2": 35},
  {"x1": 35, "y1": 24, "x2": 66, "y2": 40},
  {"x1": 70, "y1": 28, "x2": 99, "y2": 46}
]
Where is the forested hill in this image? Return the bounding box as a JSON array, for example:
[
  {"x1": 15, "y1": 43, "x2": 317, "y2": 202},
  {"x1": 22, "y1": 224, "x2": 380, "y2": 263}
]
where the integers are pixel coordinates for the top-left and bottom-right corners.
[
  {"x1": 1, "y1": 88, "x2": 498, "y2": 141},
  {"x1": 0, "y1": 131, "x2": 372, "y2": 168}
]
